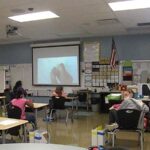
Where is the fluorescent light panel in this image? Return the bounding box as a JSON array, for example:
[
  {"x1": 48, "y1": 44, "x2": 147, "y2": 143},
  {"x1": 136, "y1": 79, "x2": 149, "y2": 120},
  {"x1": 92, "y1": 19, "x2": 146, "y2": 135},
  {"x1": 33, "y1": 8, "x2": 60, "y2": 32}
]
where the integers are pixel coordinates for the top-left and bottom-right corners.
[
  {"x1": 109, "y1": 0, "x2": 150, "y2": 11},
  {"x1": 8, "y1": 11, "x2": 59, "y2": 22}
]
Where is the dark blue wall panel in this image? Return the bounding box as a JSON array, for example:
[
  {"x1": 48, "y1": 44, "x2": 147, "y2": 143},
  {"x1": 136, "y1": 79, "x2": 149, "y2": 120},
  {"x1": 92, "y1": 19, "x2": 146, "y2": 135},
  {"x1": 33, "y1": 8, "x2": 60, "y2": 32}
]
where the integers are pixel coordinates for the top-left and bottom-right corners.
[
  {"x1": 0, "y1": 42, "x2": 32, "y2": 64},
  {"x1": 0, "y1": 34, "x2": 150, "y2": 64}
]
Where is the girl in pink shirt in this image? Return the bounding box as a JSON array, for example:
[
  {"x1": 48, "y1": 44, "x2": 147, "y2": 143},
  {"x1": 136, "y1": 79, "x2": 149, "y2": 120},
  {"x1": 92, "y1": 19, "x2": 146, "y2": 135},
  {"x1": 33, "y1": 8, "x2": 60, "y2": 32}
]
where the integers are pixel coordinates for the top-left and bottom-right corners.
[{"x1": 11, "y1": 87, "x2": 35, "y2": 127}]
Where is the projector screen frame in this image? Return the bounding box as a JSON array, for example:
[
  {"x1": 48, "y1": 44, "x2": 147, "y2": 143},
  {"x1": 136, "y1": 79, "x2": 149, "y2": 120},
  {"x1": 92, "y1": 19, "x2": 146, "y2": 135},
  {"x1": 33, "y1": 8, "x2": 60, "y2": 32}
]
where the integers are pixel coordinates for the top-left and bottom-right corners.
[{"x1": 32, "y1": 44, "x2": 81, "y2": 87}]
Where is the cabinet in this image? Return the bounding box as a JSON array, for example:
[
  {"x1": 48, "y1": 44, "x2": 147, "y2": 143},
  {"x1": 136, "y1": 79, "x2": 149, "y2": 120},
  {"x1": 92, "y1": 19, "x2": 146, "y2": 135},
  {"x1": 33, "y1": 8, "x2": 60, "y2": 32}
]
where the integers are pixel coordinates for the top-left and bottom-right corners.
[{"x1": 96, "y1": 92, "x2": 121, "y2": 113}]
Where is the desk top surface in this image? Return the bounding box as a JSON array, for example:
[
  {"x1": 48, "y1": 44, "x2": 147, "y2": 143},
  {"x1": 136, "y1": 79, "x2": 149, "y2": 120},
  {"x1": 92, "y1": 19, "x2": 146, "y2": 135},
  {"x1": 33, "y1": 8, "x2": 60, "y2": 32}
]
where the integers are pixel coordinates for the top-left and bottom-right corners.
[
  {"x1": 0, "y1": 117, "x2": 28, "y2": 130},
  {"x1": 0, "y1": 96, "x2": 6, "y2": 99},
  {"x1": 33, "y1": 103, "x2": 48, "y2": 108},
  {"x1": 0, "y1": 143, "x2": 86, "y2": 150},
  {"x1": 66, "y1": 96, "x2": 78, "y2": 100},
  {"x1": 140, "y1": 98, "x2": 150, "y2": 102}
]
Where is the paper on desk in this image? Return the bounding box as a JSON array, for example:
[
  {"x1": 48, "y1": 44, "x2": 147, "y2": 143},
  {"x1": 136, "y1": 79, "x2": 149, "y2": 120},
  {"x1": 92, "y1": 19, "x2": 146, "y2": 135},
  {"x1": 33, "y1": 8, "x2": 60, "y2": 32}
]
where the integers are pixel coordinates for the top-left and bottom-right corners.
[{"x1": 0, "y1": 119, "x2": 19, "y2": 125}]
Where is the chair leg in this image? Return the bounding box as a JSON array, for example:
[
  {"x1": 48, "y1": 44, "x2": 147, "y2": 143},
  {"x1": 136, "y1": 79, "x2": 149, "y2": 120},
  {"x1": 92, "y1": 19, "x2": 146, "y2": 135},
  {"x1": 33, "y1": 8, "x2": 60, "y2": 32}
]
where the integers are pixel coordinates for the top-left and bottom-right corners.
[
  {"x1": 49, "y1": 109, "x2": 53, "y2": 119},
  {"x1": 137, "y1": 130, "x2": 144, "y2": 150},
  {"x1": 112, "y1": 132, "x2": 115, "y2": 147},
  {"x1": 65, "y1": 110, "x2": 69, "y2": 124},
  {"x1": 68, "y1": 109, "x2": 74, "y2": 123},
  {"x1": 107, "y1": 131, "x2": 115, "y2": 147},
  {"x1": 50, "y1": 109, "x2": 57, "y2": 120},
  {"x1": 71, "y1": 110, "x2": 74, "y2": 123},
  {"x1": 140, "y1": 131, "x2": 144, "y2": 150}
]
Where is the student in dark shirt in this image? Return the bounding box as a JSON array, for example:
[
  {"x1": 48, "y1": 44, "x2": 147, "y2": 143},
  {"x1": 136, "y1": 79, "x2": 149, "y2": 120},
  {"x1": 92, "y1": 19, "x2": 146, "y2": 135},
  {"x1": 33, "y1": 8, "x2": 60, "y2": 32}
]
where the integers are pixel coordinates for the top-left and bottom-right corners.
[
  {"x1": 13, "y1": 80, "x2": 27, "y2": 98},
  {"x1": 52, "y1": 86, "x2": 67, "y2": 98}
]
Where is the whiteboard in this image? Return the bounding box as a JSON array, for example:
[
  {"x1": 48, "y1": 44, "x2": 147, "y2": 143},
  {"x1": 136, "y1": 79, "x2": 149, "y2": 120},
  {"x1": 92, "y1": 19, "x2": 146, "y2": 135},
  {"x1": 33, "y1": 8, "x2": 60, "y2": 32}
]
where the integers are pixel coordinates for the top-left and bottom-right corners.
[
  {"x1": 0, "y1": 69, "x2": 5, "y2": 92},
  {"x1": 10, "y1": 64, "x2": 32, "y2": 90},
  {"x1": 9, "y1": 64, "x2": 49, "y2": 93}
]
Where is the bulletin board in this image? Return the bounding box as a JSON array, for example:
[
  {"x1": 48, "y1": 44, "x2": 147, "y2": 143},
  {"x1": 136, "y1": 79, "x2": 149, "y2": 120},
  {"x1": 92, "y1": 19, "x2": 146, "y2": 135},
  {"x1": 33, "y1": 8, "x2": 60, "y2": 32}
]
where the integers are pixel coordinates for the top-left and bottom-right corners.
[
  {"x1": 123, "y1": 66, "x2": 133, "y2": 81},
  {"x1": 132, "y1": 60, "x2": 150, "y2": 84},
  {"x1": 121, "y1": 60, "x2": 150, "y2": 84},
  {"x1": 83, "y1": 41, "x2": 100, "y2": 62}
]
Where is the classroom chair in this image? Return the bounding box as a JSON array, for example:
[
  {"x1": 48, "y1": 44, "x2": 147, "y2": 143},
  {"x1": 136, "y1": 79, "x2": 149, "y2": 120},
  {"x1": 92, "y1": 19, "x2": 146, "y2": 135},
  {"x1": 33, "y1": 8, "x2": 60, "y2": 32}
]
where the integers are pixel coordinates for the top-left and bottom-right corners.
[
  {"x1": 109, "y1": 109, "x2": 145, "y2": 150},
  {"x1": 6, "y1": 103, "x2": 23, "y2": 141},
  {"x1": 6, "y1": 103, "x2": 35, "y2": 142},
  {"x1": 77, "y1": 90, "x2": 90, "y2": 111},
  {"x1": 49, "y1": 96, "x2": 73, "y2": 124}
]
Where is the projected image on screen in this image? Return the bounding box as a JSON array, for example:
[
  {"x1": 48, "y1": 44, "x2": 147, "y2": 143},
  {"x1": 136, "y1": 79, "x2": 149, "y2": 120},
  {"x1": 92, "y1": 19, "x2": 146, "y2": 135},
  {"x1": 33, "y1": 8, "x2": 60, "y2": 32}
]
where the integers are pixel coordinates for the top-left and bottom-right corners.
[
  {"x1": 32, "y1": 44, "x2": 80, "y2": 86},
  {"x1": 38, "y1": 56, "x2": 78, "y2": 85}
]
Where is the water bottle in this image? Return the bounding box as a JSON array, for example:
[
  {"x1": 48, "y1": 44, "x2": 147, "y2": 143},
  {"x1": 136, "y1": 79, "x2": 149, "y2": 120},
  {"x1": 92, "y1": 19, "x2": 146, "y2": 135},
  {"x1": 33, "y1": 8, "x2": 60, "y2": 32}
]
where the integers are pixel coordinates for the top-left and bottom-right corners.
[
  {"x1": 29, "y1": 131, "x2": 35, "y2": 143},
  {"x1": 98, "y1": 145, "x2": 104, "y2": 150},
  {"x1": 2, "y1": 106, "x2": 5, "y2": 117},
  {"x1": 34, "y1": 131, "x2": 42, "y2": 143}
]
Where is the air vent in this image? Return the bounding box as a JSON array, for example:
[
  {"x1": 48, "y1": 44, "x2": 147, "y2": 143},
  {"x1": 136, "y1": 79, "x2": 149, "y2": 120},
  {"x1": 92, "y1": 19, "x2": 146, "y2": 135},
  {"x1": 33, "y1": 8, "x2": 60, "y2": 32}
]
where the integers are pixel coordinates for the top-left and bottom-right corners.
[
  {"x1": 137, "y1": 22, "x2": 150, "y2": 26},
  {"x1": 96, "y1": 18, "x2": 119, "y2": 25},
  {"x1": 6, "y1": 25, "x2": 18, "y2": 36}
]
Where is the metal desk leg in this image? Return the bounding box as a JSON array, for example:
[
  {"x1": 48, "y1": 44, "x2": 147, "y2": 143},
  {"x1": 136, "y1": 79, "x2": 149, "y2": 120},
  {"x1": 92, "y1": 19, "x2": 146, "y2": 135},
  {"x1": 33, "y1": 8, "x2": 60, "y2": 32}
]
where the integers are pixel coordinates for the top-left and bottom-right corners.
[
  {"x1": 3, "y1": 98, "x2": 6, "y2": 116},
  {"x1": 2, "y1": 130, "x2": 6, "y2": 144},
  {"x1": 72, "y1": 98, "x2": 74, "y2": 110},
  {"x1": 34, "y1": 109, "x2": 38, "y2": 128},
  {"x1": 44, "y1": 106, "x2": 47, "y2": 119},
  {"x1": 75, "y1": 98, "x2": 78, "y2": 111},
  {"x1": 23, "y1": 124, "x2": 27, "y2": 143}
]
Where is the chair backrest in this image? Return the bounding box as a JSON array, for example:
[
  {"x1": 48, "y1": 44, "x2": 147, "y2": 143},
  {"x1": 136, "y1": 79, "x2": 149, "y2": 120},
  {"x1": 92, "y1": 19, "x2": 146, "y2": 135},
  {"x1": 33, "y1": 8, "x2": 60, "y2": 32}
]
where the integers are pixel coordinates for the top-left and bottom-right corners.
[
  {"x1": 78, "y1": 92, "x2": 87, "y2": 102},
  {"x1": 142, "y1": 84, "x2": 150, "y2": 96},
  {"x1": 7, "y1": 103, "x2": 22, "y2": 119},
  {"x1": 6, "y1": 103, "x2": 22, "y2": 136},
  {"x1": 117, "y1": 109, "x2": 141, "y2": 130},
  {"x1": 4, "y1": 89, "x2": 13, "y2": 104},
  {"x1": 52, "y1": 96, "x2": 66, "y2": 109}
]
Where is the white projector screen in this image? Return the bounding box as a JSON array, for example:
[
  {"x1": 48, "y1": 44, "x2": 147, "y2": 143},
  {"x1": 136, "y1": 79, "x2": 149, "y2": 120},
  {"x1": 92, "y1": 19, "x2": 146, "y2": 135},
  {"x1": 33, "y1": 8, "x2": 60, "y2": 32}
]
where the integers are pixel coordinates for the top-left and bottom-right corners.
[{"x1": 32, "y1": 45, "x2": 80, "y2": 86}]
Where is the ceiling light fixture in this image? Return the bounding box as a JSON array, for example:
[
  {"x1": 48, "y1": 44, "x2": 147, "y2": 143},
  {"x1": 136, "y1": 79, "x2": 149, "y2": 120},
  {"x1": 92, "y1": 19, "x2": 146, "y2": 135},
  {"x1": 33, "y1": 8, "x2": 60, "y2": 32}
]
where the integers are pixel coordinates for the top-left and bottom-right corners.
[
  {"x1": 8, "y1": 11, "x2": 59, "y2": 22},
  {"x1": 108, "y1": 0, "x2": 150, "y2": 11}
]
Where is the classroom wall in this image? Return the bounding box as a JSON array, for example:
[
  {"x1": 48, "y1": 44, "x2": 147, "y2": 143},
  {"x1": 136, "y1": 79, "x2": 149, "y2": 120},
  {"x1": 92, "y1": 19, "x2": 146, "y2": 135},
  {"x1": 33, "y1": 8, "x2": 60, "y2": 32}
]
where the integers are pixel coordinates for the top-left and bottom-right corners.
[
  {"x1": 0, "y1": 34, "x2": 150, "y2": 92},
  {"x1": 84, "y1": 34, "x2": 150, "y2": 60},
  {"x1": 0, "y1": 34, "x2": 150, "y2": 64},
  {"x1": 0, "y1": 42, "x2": 32, "y2": 64}
]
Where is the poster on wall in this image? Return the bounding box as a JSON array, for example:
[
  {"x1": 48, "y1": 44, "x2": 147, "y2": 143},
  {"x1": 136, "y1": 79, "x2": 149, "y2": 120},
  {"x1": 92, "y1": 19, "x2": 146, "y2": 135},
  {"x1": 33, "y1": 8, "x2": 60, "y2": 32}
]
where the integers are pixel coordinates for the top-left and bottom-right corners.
[
  {"x1": 123, "y1": 66, "x2": 133, "y2": 81},
  {"x1": 83, "y1": 41, "x2": 100, "y2": 62},
  {"x1": 133, "y1": 60, "x2": 150, "y2": 83}
]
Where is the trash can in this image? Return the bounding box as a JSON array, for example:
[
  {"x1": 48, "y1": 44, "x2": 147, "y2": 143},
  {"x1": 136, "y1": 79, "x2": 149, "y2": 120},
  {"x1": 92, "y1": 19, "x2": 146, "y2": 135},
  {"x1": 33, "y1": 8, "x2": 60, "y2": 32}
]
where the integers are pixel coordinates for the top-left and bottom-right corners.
[{"x1": 91, "y1": 98, "x2": 99, "y2": 112}]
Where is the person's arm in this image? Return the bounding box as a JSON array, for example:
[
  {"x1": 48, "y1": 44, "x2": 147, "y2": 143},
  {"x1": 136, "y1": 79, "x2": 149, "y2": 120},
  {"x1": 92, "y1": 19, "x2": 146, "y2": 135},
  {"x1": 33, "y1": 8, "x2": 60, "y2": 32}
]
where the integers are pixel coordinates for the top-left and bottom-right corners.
[
  {"x1": 110, "y1": 104, "x2": 121, "y2": 110},
  {"x1": 25, "y1": 99, "x2": 34, "y2": 108},
  {"x1": 131, "y1": 98, "x2": 149, "y2": 113},
  {"x1": 139, "y1": 101, "x2": 149, "y2": 113},
  {"x1": 118, "y1": 100, "x2": 129, "y2": 110},
  {"x1": 61, "y1": 91, "x2": 67, "y2": 99},
  {"x1": 52, "y1": 91, "x2": 58, "y2": 97}
]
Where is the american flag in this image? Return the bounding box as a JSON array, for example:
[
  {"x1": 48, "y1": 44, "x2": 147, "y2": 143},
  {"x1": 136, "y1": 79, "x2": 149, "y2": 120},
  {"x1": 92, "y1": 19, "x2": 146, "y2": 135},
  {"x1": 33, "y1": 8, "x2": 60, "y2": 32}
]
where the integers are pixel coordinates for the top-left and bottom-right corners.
[{"x1": 110, "y1": 38, "x2": 116, "y2": 69}]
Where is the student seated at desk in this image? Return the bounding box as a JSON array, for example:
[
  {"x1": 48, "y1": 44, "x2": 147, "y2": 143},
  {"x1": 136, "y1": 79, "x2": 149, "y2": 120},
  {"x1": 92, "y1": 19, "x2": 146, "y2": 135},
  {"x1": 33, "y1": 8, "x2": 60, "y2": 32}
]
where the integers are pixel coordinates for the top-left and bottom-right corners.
[
  {"x1": 107, "y1": 89, "x2": 149, "y2": 130},
  {"x1": 12, "y1": 80, "x2": 27, "y2": 98},
  {"x1": 51, "y1": 86, "x2": 68, "y2": 109},
  {"x1": 48, "y1": 86, "x2": 68, "y2": 119},
  {"x1": 11, "y1": 87, "x2": 35, "y2": 127},
  {"x1": 52, "y1": 86, "x2": 67, "y2": 98},
  {"x1": 109, "y1": 89, "x2": 134, "y2": 111}
]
